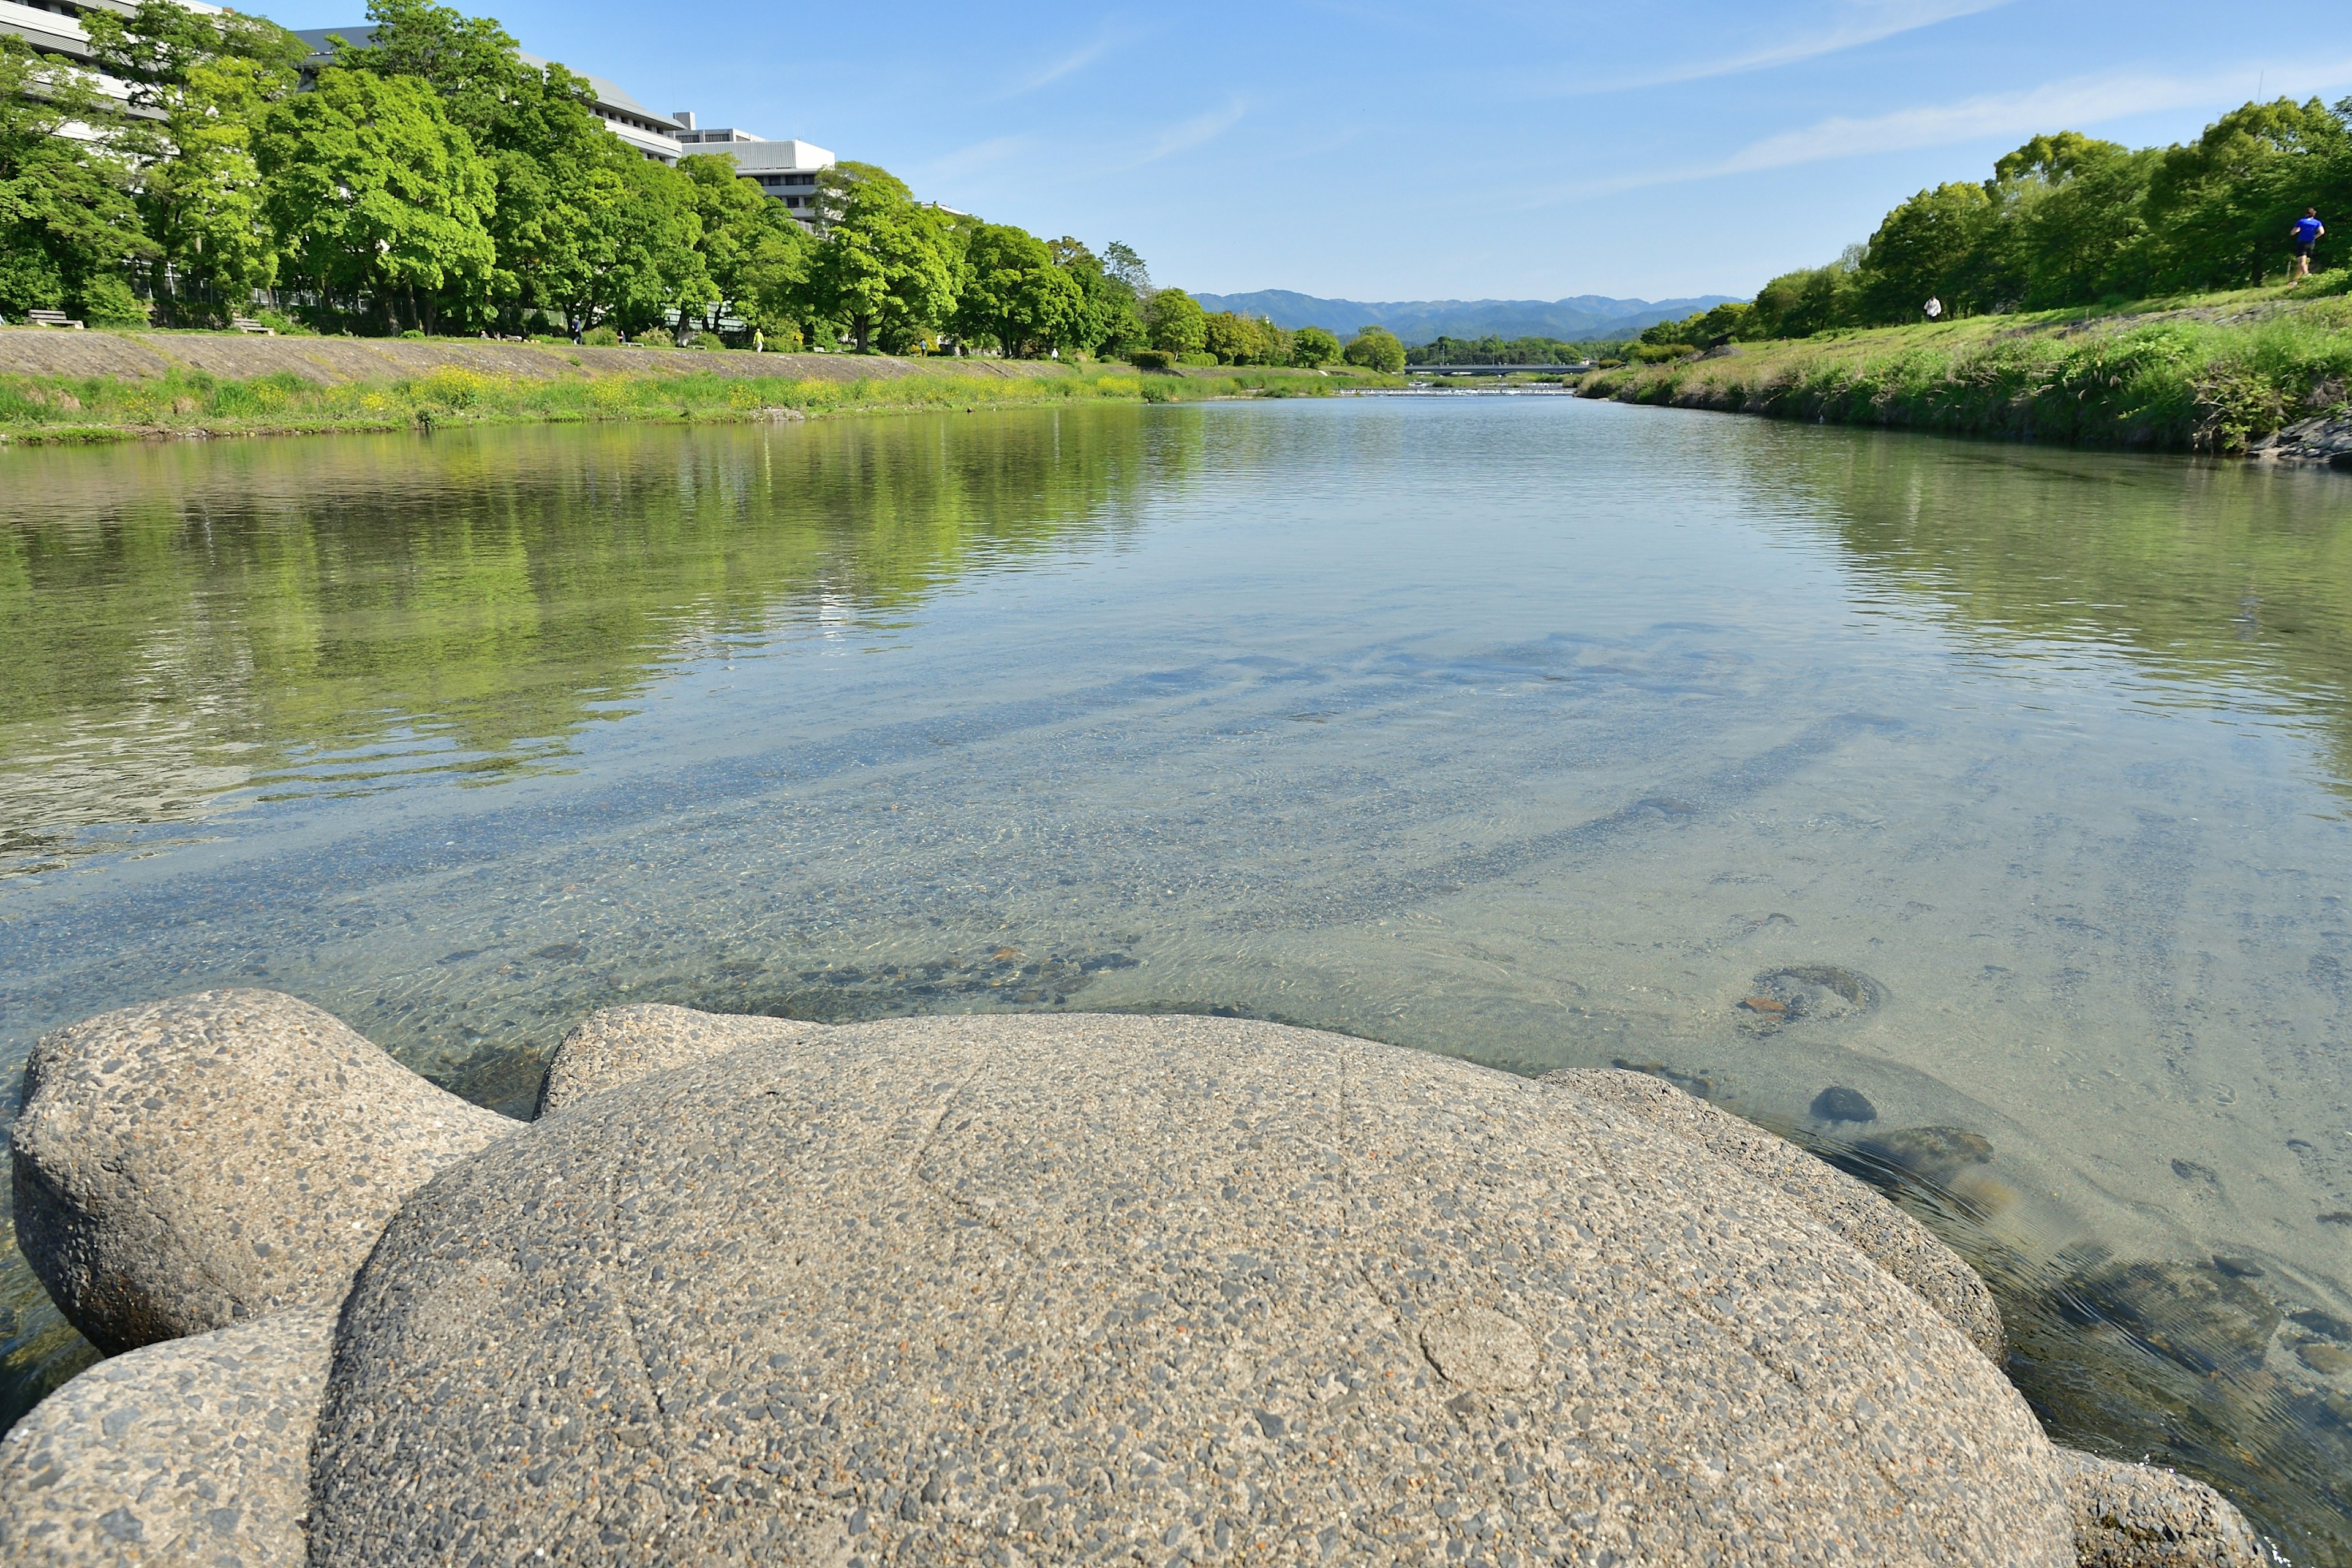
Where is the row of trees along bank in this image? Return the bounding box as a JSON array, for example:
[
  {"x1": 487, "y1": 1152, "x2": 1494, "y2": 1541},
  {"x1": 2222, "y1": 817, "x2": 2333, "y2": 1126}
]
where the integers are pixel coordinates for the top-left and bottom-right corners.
[
  {"x1": 0, "y1": 0, "x2": 1399, "y2": 366},
  {"x1": 1621, "y1": 96, "x2": 2352, "y2": 354}
]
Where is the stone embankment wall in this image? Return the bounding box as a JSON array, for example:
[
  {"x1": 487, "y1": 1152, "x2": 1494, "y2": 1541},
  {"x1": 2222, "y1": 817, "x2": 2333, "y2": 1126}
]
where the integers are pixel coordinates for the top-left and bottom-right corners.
[{"x1": 0, "y1": 328, "x2": 1099, "y2": 388}]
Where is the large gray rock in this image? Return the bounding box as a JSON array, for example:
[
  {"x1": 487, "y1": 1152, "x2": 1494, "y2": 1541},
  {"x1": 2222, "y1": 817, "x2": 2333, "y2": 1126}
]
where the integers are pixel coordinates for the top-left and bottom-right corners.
[
  {"x1": 10, "y1": 989, "x2": 511, "y2": 1352},
  {"x1": 535, "y1": 1003, "x2": 829, "y2": 1117},
  {"x1": 311, "y1": 1011, "x2": 2078, "y2": 1566},
  {"x1": 0, "y1": 1305, "x2": 331, "y2": 1566},
  {"x1": 2057, "y1": 1449, "x2": 2269, "y2": 1567},
  {"x1": 1547, "y1": 1068, "x2": 2008, "y2": 1363}
]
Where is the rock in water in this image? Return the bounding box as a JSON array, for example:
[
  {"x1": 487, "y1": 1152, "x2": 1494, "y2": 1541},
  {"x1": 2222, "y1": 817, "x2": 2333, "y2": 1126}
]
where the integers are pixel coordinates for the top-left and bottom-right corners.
[
  {"x1": 0, "y1": 1306, "x2": 331, "y2": 1566},
  {"x1": 1553, "y1": 1067, "x2": 2007, "y2": 1362},
  {"x1": 10, "y1": 989, "x2": 512, "y2": 1351},
  {"x1": 311, "y1": 1013, "x2": 2073, "y2": 1565},
  {"x1": 534, "y1": 1002, "x2": 830, "y2": 1117},
  {"x1": 2057, "y1": 1448, "x2": 2269, "y2": 1567},
  {"x1": 1811, "y1": 1085, "x2": 1879, "y2": 1123}
]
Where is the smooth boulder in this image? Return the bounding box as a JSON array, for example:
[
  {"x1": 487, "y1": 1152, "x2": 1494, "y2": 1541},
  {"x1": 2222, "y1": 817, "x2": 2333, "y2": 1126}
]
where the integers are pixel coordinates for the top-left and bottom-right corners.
[
  {"x1": 2058, "y1": 1449, "x2": 2268, "y2": 1567},
  {"x1": 534, "y1": 1003, "x2": 830, "y2": 1117},
  {"x1": 311, "y1": 1011, "x2": 2076, "y2": 1566},
  {"x1": 1548, "y1": 1067, "x2": 2008, "y2": 1363},
  {"x1": 10, "y1": 989, "x2": 511, "y2": 1351},
  {"x1": 0, "y1": 1305, "x2": 331, "y2": 1566}
]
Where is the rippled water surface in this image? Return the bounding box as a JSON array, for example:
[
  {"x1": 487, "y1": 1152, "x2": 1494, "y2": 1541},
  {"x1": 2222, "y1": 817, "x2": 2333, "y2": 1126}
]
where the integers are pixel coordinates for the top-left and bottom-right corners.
[{"x1": 6, "y1": 398, "x2": 2352, "y2": 1554}]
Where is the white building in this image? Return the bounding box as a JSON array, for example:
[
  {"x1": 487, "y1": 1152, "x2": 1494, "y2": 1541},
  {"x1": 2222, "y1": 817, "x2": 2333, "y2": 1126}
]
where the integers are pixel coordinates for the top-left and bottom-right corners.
[
  {"x1": 4, "y1": 3, "x2": 840, "y2": 210},
  {"x1": 672, "y1": 112, "x2": 834, "y2": 219},
  {"x1": 0, "y1": 0, "x2": 219, "y2": 127}
]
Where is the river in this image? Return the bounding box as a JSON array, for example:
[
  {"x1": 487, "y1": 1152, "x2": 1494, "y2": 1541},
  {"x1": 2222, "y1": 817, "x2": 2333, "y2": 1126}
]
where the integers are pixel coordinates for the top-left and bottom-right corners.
[{"x1": 4, "y1": 396, "x2": 2351, "y2": 1556}]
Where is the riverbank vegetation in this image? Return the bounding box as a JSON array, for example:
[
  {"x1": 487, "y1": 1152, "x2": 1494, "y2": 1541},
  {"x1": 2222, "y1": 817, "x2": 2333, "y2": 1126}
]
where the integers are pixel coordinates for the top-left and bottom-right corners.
[
  {"x1": 1579, "y1": 284, "x2": 2352, "y2": 452},
  {"x1": 1577, "y1": 92, "x2": 2352, "y2": 453},
  {"x1": 0, "y1": 355, "x2": 1387, "y2": 443},
  {"x1": 1624, "y1": 96, "x2": 2351, "y2": 357},
  {"x1": 0, "y1": 0, "x2": 1280, "y2": 366}
]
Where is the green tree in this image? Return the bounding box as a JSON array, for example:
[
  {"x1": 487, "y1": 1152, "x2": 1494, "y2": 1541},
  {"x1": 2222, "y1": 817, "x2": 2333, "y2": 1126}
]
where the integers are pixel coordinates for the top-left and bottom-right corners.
[
  {"x1": 83, "y1": 1, "x2": 307, "y2": 320},
  {"x1": 1745, "y1": 253, "x2": 1862, "y2": 339},
  {"x1": 1986, "y1": 134, "x2": 2156, "y2": 307},
  {"x1": 808, "y1": 164, "x2": 954, "y2": 351},
  {"x1": 0, "y1": 34, "x2": 155, "y2": 323},
  {"x1": 466, "y1": 59, "x2": 618, "y2": 331},
  {"x1": 586, "y1": 150, "x2": 709, "y2": 338},
  {"x1": 333, "y1": 0, "x2": 522, "y2": 142},
  {"x1": 1856, "y1": 181, "x2": 1997, "y2": 321},
  {"x1": 256, "y1": 66, "x2": 497, "y2": 332},
  {"x1": 1200, "y1": 309, "x2": 1253, "y2": 364},
  {"x1": 1291, "y1": 325, "x2": 1341, "y2": 366},
  {"x1": 1200, "y1": 311, "x2": 1287, "y2": 365},
  {"x1": 1047, "y1": 237, "x2": 1141, "y2": 355},
  {"x1": 2138, "y1": 98, "x2": 2350, "y2": 290},
  {"x1": 679, "y1": 152, "x2": 815, "y2": 340},
  {"x1": 1144, "y1": 286, "x2": 1205, "y2": 354},
  {"x1": 953, "y1": 222, "x2": 1082, "y2": 356},
  {"x1": 1343, "y1": 325, "x2": 1405, "y2": 372}
]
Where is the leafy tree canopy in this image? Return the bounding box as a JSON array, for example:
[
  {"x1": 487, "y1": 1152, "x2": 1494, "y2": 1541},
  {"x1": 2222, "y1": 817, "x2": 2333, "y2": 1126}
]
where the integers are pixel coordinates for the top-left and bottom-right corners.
[
  {"x1": 1144, "y1": 287, "x2": 1205, "y2": 354},
  {"x1": 1343, "y1": 325, "x2": 1405, "y2": 373}
]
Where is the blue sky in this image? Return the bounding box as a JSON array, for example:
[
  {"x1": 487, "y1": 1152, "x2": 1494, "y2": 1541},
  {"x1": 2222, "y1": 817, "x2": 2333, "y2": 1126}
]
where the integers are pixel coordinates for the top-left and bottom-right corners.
[{"x1": 262, "y1": 0, "x2": 2352, "y2": 303}]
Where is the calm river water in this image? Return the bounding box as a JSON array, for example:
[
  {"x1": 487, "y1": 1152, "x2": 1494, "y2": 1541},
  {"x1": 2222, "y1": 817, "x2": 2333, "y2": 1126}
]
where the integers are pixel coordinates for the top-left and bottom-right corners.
[{"x1": 6, "y1": 396, "x2": 2352, "y2": 1555}]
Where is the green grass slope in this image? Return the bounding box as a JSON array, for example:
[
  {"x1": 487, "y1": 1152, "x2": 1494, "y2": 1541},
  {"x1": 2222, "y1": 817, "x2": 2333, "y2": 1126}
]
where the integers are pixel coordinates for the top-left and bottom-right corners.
[{"x1": 1578, "y1": 277, "x2": 2352, "y2": 454}]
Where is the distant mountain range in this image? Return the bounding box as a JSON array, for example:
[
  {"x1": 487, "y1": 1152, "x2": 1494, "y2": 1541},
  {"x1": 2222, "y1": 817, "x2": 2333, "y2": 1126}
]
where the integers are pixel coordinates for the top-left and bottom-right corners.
[{"x1": 1189, "y1": 290, "x2": 1741, "y2": 346}]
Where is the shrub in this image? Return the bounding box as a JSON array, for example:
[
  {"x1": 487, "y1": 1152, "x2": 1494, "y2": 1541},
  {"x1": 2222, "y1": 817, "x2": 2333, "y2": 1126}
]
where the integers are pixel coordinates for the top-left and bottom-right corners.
[
  {"x1": 582, "y1": 325, "x2": 619, "y2": 347},
  {"x1": 78, "y1": 274, "x2": 149, "y2": 328},
  {"x1": 1128, "y1": 348, "x2": 1174, "y2": 371},
  {"x1": 1177, "y1": 352, "x2": 1218, "y2": 368}
]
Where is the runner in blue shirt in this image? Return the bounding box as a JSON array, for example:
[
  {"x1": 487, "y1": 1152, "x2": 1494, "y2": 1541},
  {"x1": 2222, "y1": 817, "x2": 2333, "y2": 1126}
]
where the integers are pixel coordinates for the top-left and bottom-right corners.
[{"x1": 2290, "y1": 208, "x2": 2324, "y2": 281}]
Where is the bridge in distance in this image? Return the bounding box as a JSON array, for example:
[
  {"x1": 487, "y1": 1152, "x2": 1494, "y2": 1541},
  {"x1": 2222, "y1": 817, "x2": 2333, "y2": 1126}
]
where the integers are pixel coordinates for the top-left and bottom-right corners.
[{"x1": 1404, "y1": 362, "x2": 1595, "y2": 376}]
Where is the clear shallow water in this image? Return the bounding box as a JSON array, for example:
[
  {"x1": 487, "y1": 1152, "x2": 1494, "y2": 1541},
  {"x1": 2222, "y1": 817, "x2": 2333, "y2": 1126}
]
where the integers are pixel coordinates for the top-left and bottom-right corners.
[{"x1": 6, "y1": 400, "x2": 2352, "y2": 1555}]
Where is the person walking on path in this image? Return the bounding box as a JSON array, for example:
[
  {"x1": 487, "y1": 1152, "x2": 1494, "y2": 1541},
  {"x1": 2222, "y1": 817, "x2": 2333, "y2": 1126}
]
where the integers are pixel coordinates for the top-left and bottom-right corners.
[{"x1": 2290, "y1": 208, "x2": 2325, "y2": 281}]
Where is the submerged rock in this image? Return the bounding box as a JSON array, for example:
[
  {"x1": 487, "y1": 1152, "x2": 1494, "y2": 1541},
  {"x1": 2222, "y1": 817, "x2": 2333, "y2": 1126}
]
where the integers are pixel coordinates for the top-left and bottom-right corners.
[
  {"x1": 1743, "y1": 963, "x2": 1884, "y2": 1024},
  {"x1": 1842, "y1": 1124, "x2": 1996, "y2": 1192},
  {"x1": 9, "y1": 989, "x2": 511, "y2": 1352},
  {"x1": 1811, "y1": 1085, "x2": 1880, "y2": 1124},
  {"x1": 0, "y1": 990, "x2": 2271, "y2": 1565},
  {"x1": 2296, "y1": 1341, "x2": 2352, "y2": 1376},
  {"x1": 2062, "y1": 1260, "x2": 2283, "y2": 1376}
]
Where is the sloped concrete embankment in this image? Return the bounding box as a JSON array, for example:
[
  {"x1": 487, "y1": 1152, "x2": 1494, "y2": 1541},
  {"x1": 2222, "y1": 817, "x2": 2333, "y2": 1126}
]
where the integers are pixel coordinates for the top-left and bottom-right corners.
[{"x1": 0, "y1": 327, "x2": 1096, "y2": 387}]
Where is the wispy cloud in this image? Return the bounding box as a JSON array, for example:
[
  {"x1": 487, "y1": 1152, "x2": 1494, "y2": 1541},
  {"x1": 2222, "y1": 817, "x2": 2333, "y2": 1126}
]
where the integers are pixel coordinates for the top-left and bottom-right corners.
[
  {"x1": 1118, "y1": 99, "x2": 1248, "y2": 169},
  {"x1": 1597, "y1": 0, "x2": 2020, "y2": 92},
  {"x1": 1001, "y1": 25, "x2": 1135, "y2": 98},
  {"x1": 922, "y1": 134, "x2": 1036, "y2": 182},
  {"x1": 1525, "y1": 58, "x2": 2352, "y2": 204}
]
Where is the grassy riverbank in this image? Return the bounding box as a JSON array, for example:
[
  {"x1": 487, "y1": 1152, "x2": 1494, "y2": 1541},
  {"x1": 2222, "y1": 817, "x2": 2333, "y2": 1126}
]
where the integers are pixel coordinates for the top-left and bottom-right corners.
[
  {"x1": 1577, "y1": 278, "x2": 2352, "y2": 454},
  {"x1": 0, "y1": 331, "x2": 1387, "y2": 444}
]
